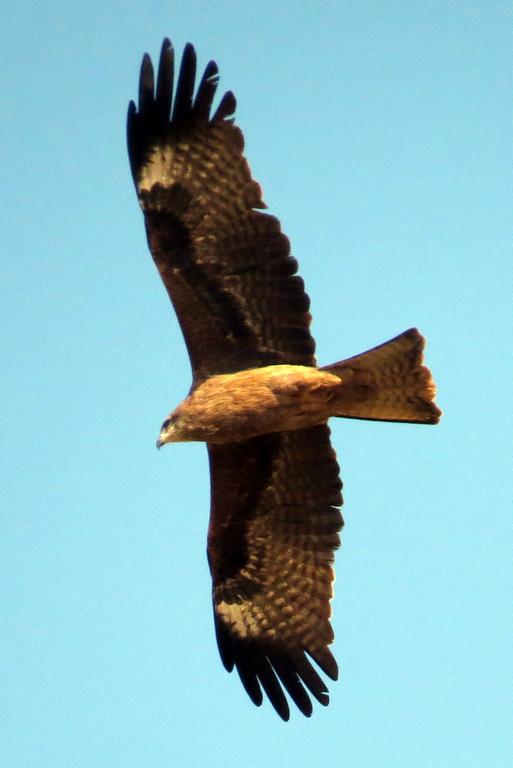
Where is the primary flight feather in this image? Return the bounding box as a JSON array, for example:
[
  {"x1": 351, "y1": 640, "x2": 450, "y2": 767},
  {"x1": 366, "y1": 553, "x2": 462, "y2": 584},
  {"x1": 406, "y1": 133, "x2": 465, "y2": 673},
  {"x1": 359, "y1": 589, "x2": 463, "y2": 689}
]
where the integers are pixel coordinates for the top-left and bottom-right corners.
[{"x1": 127, "y1": 38, "x2": 441, "y2": 720}]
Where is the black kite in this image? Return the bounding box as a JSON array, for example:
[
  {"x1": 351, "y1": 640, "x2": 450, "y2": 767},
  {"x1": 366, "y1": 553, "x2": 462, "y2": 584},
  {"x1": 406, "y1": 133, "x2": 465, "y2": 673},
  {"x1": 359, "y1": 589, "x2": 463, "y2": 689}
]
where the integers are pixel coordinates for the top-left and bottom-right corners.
[{"x1": 127, "y1": 38, "x2": 441, "y2": 720}]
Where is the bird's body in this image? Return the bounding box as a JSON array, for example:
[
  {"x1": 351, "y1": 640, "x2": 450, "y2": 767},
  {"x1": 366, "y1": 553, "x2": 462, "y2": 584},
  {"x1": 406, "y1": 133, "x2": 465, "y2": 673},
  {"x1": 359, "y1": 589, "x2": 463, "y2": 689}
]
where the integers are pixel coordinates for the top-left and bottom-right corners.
[
  {"x1": 159, "y1": 365, "x2": 341, "y2": 444},
  {"x1": 160, "y1": 327, "x2": 438, "y2": 445},
  {"x1": 127, "y1": 38, "x2": 441, "y2": 720}
]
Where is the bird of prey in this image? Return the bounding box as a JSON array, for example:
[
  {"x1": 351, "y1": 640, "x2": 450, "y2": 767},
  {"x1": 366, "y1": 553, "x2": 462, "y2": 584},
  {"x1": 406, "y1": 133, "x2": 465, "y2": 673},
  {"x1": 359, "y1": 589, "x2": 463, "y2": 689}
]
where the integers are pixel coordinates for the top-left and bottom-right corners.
[{"x1": 127, "y1": 38, "x2": 441, "y2": 720}]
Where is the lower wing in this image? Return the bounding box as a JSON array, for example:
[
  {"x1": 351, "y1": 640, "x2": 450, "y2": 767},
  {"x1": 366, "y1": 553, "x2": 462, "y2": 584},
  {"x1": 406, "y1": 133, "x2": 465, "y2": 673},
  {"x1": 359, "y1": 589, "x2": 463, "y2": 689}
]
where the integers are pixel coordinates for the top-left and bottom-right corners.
[{"x1": 207, "y1": 425, "x2": 343, "y2": 720}]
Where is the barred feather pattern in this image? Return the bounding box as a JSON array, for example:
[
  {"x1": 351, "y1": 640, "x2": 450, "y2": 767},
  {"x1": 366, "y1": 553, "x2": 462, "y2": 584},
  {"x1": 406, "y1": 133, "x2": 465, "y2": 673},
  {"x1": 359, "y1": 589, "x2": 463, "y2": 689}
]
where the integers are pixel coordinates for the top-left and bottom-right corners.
[
  {"x1": 208, "y1": 425, "x2": 343, "y2": 720},
  {"x1": 127, "y1": 39, "x2": 315, "y2": 381}
]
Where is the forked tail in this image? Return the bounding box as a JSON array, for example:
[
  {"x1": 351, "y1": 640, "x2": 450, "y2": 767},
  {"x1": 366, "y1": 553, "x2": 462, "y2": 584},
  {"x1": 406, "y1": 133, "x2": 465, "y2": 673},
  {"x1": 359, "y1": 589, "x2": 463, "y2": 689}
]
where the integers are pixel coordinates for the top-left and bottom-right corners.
[{"x1": 322, "y1": 328, "x2": 441, "y2": 424}]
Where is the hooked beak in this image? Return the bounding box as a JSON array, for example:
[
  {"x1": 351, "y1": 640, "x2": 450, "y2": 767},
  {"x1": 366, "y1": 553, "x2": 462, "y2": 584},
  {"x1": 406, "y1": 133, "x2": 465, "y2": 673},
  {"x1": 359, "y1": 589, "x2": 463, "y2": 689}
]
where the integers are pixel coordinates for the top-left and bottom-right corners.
[{"x1": 156, "y1": 437, "x2": 164, "y2": 450}]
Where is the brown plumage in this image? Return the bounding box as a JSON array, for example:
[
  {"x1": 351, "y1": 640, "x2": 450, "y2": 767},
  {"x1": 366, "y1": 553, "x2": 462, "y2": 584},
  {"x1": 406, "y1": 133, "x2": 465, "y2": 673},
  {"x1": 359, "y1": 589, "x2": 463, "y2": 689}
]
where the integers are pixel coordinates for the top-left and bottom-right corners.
[{"x1": 127, "y1": 38, "x2": 441, "y2": 720}]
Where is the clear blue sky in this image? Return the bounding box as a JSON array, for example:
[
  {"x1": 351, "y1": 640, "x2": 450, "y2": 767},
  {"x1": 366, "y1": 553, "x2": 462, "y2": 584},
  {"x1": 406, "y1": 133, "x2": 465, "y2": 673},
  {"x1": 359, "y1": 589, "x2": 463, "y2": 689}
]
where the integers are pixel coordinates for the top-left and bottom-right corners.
[{"x1": 2, "y1": 1, "x2": 512, "y2": 766}]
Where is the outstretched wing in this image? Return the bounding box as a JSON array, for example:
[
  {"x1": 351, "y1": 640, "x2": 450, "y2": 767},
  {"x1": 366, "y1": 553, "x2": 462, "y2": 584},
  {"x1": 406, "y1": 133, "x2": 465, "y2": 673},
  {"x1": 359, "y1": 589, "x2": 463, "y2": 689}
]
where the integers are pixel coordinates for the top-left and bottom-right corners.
[
  {"x1": 207, "y1": 425, "x2": 344, "y2": 720},
  {"x1": 127, "y1": 39, "x2": 316, "y2": 381}
]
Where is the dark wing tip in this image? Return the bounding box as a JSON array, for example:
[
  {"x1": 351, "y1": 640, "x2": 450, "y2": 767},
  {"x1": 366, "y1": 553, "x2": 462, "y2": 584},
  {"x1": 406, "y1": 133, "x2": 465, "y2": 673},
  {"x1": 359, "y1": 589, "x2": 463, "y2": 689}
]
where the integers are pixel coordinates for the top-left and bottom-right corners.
[
  {"x1": 131, "y1": 39, "x2": 232, "y2": 126},
  {"x1": 128, "y1": 38, "x2": 235, "y2": 184},
  {"x1": 235, "y1": 648, "x2": 290, "y2": 721},
  {"x1": 308, "y1": 646, "x2": 339, "y2": 681},
  {"x1": 155, "y1": 37, "x2": 174, "y2": 121},
  {"x1": 193, "y1": 60, "x2": 220, "y2": 120},
  {"x1": 213, "y1": 90, "x2": 237, "y2": 122},
  {"x1": 138, "y1": 53, "x2": 155, "y2": 111},
  {"x1": 214, "y1": 614, "x2": 335, "y2": 719},
  {"x1": 172, "y1": 41, "x2": 197, "y2": 123}
]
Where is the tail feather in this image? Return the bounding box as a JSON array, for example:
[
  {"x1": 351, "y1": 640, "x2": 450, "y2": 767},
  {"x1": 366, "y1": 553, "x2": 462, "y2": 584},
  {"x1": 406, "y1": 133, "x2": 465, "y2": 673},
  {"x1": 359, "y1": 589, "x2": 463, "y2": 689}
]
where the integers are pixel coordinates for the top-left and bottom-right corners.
[{"x1": 322, "y1": 328, "x2": 441, "y2": 424}]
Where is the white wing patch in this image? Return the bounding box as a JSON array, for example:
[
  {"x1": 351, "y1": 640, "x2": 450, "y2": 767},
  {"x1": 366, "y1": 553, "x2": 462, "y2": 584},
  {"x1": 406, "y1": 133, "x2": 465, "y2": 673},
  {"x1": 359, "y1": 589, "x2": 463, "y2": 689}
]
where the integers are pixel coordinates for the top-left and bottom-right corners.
[
  {"x1": 216, "y1": 599, "x2": 273, "y2": 640},
  {"x1": 138, "y1": 145, "x2": 177, "y2": 193}
]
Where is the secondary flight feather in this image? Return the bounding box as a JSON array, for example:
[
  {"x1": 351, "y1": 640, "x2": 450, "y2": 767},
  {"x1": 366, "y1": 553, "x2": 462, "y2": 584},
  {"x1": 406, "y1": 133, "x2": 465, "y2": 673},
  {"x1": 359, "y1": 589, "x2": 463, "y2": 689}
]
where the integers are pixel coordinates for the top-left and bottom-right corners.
[{"x1": 127, "y1": 38, "x2": 441, "y2": 720}]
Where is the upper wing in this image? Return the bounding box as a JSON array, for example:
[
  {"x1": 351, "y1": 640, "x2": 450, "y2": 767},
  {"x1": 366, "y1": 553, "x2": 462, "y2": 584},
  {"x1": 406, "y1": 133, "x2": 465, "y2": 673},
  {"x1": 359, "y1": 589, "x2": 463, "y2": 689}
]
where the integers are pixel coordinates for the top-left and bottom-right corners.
[
  {"x1": 207, "y1": 425, "x2": 343, "y2": 720},
  {"x1": 127, "y1": 39, "x2": 316, "y2": 382}
]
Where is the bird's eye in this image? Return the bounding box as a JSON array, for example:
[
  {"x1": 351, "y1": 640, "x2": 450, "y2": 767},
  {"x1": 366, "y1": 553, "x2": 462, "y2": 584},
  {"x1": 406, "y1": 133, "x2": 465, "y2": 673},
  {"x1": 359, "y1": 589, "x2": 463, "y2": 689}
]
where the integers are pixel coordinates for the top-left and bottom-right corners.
[{"x1": 161, "y1": 415, "x2": 177, "y2": 432}]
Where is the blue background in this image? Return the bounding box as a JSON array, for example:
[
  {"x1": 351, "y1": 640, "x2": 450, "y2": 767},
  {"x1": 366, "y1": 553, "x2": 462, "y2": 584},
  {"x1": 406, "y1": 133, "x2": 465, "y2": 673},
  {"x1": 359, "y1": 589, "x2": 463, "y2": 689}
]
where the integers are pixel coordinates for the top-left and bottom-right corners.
[{"x1": 2, "y1": 2, "x2": 512, "y2": 766}]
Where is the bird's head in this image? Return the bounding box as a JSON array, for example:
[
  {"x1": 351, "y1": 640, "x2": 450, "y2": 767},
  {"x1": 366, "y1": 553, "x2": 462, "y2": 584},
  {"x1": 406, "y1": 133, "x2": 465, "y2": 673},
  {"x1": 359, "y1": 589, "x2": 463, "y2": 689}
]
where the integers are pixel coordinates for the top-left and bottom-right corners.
[{"x1": 156, "y1": 413, "x2": 183, "y2": 448}]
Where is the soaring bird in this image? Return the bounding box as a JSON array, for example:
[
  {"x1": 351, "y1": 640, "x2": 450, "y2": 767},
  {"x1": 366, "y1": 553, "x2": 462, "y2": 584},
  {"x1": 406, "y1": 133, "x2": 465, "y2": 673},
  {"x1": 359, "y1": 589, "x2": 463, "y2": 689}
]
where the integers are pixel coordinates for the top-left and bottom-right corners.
[{"x1": 127, "y1": 38, "x2": 440, "y2": 720}]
